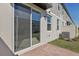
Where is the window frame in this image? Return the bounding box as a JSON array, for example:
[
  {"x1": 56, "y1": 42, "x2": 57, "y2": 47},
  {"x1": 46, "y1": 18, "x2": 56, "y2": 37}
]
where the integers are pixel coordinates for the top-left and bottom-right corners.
[
  {"x1": 32, "y1": 9, "x2": 41, "y2": 45},
  {"x1": 57, "y1": 19, "x2": 59, "y2": 30},
  {"x1": 47, "y1": 14, "x2": 52, "y2": 31},
  {"x1": 14, "y1": 3, "x2": 31, "y2": 52},
  {"x1": 14, "y1": 3, "x2": 42, "y2": 52},
  {"x1": 58, "y1": 4, "x2": 60, "y2": 11}
]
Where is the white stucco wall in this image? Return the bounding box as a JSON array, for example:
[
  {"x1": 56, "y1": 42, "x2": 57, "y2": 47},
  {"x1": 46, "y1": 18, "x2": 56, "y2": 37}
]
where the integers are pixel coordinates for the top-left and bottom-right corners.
[{"x1": 0, "y1": 3, "x2": 14, "y2": 52}]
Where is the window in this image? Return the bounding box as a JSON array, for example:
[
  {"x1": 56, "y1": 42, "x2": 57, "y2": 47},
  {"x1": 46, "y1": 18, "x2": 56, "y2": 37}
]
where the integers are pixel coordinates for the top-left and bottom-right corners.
[
  {"x1": 62, "y1": 9, "x2": 64, "y2": 15},
  {"x1": 47, "y1": 15, "x2": 52, "y2": 31},
  {"x1": 58, "y1": 4, "x2": 60, "y2": 10},
  {"x1": 62, "y1": 22, "x2": 65, "y2": 26},
  {"x1": 66, "y1": 21, "x2": 71, "y2": 26},
  {"x1": 32, "y1": 10, "x2": 41, "y2": 45},
  {"x1": 57, "y1": 19, "x2": 59, "y2": 30}
]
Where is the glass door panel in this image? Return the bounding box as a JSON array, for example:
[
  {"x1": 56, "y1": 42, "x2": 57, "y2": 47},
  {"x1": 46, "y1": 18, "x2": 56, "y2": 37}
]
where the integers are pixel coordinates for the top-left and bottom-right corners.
[
  {"x1": 32, "y1": 10, "x2": 41, "y2": 45},
  {"x1": 14, "y1": 4, "x2": 31, "y2": 52}
]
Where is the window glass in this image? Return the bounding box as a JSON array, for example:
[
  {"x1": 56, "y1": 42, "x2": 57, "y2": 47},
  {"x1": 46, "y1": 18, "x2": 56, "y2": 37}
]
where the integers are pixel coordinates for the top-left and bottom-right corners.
[
  {"x1": 47, "y1": 24, "x2": 51, "y2": 30},
  {"x1": 66, "y1": 21, "x2": 71, "y2": 26},
  {"x1": 62, "y1": 9, "x2": 64, "y2": 15},
  {"x1": 47, "y1": 15, "x2": 52, "y2": 31},
  {"x1": 14, "y1": 4, "x2": 31, "y2": 52},
  {"x1": 58, "y1": 4, "x2": 60, "y2": 10},
  {"x1": 32, "y1": 10, "x2": 41, "y2": 45},
  {"x1": 47, "y1": 15, "x2": 51, "y2": 23},
  {"x1": 57, "y1": 19, "x2": 59, "y2": 30},
  {"x1": 32, "y1": 10, "x2": 40, "y2": 21}
]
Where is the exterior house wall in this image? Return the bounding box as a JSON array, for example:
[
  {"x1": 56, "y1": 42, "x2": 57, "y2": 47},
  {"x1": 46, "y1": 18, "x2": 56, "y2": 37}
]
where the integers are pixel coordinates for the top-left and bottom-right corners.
[
  {"x1": 45, "y1": 11, "x2": 61, "y2": 42},
  {"x1": 44, "y1": 3, "x2": 63, "y2": 42},
  {"x1": 63, "y1": 9, "x2": 68, "y2": 21},
  {"x1": 0, "y1": 3, "x2": 14, "y2": 52},
  {"x1": 59, "y1": 4, "x2": 64, "y2": 19},
  {"x1": 61, "y1": 6, "x2": 76, "y2": 39},
  {"x1": 0, "y1": 3, "x2": 76, "y2": 55},
  {"x1": 49, "y1": 3, "x2": 63, "y2": 39},
  {"x1": 51, "y1": 3, "x2": 64, "y2": 18},
  {"x1": 62, "y1": 25, "x2": 76, "y2": 39},
  {"x1": 51, "y1": 3, "x2": 60, "y2": 17}
]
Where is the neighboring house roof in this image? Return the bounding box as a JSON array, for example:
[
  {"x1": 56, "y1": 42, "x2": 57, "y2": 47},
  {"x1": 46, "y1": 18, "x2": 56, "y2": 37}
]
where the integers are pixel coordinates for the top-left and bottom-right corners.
[{"x1": 61, "y1": 3, "x2": 76, "y2": 26}]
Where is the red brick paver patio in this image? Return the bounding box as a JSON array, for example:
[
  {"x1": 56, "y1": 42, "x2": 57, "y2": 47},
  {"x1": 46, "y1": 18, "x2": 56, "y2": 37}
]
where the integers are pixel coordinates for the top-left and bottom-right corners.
[{"x1": 21, "y1": 44, "x2": 79, "y2": 56}]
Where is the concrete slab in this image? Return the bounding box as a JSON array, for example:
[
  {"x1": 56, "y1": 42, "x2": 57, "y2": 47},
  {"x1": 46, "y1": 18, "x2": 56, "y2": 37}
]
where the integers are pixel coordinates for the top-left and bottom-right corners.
[
  {"x1": 21, "y1": 44, "x2": 79, "y2": 56},
  {"x1": 0, "y1": 38, "x2": 14, "y2": 56}
]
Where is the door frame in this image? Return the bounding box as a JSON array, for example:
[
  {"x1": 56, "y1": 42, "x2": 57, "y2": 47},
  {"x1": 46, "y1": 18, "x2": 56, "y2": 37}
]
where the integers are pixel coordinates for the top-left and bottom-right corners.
[{"x1": 14, "y1": 3, "x2": 41, "y2": 54}]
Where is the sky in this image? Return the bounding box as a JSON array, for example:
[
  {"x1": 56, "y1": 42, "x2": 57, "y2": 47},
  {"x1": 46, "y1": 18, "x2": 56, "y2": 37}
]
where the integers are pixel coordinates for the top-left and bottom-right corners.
[{"x1": 64, "y1": 3, "x2": 79, "y2": 27}]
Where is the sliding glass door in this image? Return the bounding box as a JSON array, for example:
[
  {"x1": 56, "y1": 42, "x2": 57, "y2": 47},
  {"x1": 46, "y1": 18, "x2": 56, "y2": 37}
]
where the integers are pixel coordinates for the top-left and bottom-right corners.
[
  {"x1": 14, "y1": 4, "x2": 41, "y2": 52},
  {"x1": 14, "y1": 4, "x2": 31, "y2": 52},
  {"x1": 32, "y1": 10, "x2": 41, "y2": 45}
]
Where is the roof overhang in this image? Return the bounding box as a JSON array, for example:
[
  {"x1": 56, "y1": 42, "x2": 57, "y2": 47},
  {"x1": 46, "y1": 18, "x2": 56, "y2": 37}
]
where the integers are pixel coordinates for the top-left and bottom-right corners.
[{"x1": 33, "y1": 3, "x2": 52, "y2": 10}]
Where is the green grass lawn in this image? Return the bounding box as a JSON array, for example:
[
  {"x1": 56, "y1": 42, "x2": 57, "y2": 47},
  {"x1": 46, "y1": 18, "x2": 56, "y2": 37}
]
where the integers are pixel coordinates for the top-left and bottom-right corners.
[{"x1": 49, "y1": 37, "x2": 79, "y2": 53}]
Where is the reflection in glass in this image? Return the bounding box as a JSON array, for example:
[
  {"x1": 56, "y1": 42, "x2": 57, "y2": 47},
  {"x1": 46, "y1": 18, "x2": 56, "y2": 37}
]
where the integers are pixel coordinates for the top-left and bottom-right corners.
[
  {"x1": 14, "y1": 4, "x2": 31, "y2": 52},
  {"x1": 32, "y1": 10, "x2": 41, "y2": 45},
  {"x1": 47, "y1": 15, "x2": 52, "y2": 31}
]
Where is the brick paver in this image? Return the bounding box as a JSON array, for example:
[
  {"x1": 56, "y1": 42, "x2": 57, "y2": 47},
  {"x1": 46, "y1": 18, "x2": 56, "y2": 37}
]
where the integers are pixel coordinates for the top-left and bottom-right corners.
[{"x1": 21, "y1": 44, "x2": 79, "y2": 56}]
